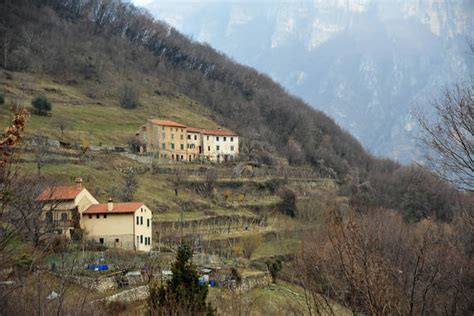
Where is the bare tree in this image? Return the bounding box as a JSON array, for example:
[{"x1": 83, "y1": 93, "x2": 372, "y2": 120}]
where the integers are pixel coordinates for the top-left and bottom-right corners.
[
  {"x1": 415, "y1": 84, "x2": 474, "y2": 191},
  {"x1": 119, "y1": 168, "x2": 138, "y2": 202},
  {"x1": 31, "y1": 134, "x2": 49, "y2": 176},
  {"x1": 7, "y1": 175, "x2": 61, "y2": 247},
  {"x1": 51, "y1": 115, "x2": 73, "y2": 139}
]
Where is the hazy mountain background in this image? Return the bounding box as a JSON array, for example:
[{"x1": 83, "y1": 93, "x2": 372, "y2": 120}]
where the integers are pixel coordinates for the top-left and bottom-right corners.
[{"x1": 133, "y1": 0, "x2": 474, "y2": 162}]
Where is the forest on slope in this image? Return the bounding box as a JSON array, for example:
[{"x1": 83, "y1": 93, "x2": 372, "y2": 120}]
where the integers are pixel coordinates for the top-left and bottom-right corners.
[{"x1": 0, "y1": 0, "x2": 467, "y2": 221}]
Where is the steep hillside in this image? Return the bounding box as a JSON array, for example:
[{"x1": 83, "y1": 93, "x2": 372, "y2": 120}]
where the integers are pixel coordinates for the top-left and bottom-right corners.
[
  {"x1": 144, "y1": 0, "x2": 474, "y2": 161},
  {"x1": 0, "y1": 71, "x2": 221, "y2": 145},
  {"x1": 0, "y1": 0, "x2": 369, "y2": 179}
]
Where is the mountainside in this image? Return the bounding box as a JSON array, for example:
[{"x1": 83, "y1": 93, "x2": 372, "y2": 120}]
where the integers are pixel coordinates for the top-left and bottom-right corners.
[
  {"x1": 0, "y1": 0, "x2": 463, "y2": 223},
  {"x1": 0, "y1": 0, "x2": 372, "y2": 180},
  {"x1": 143, "y1": 0, "x2": 474, "y2": 161}
]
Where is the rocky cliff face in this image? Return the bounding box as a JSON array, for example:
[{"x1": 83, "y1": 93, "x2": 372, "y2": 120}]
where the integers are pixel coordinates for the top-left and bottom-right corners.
[{"x1": 143, "y1": 0, "x2": 473, "y2": 161}]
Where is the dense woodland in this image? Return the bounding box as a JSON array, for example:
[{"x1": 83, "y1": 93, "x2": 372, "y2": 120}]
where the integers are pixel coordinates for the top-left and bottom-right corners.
[{"x1": 0, "y1": 0, "x2": 473, "y2": 315}]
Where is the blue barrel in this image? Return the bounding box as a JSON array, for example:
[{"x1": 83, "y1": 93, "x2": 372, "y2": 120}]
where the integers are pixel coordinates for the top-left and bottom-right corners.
[{"x1": 198, "y1": 277, "x2": 205, "y2": 286}]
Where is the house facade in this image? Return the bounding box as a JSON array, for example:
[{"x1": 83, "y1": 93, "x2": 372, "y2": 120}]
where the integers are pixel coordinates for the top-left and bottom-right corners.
[
  {"x1": 37, "y1": 178, "x2": 153, "y2": 252},
  {"x1": 202, "y1": 129, "x2": 239, "y2": 163},
  {"x1": 138, "y1": 118, "x2": 239, "y2": 163},
  {"x1": 141, "y1": 119, "x2": 188, "y2": 161},
  {"x1": 82, "y1": 200, "x2": 153, "y2": 252},
  {"x1": 37, "y1": 177, "x2": 98, "y2": 238}
]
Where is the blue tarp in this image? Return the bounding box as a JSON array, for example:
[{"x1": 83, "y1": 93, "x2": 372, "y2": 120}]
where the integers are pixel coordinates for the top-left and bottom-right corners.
[{"x1": 87, "y1": 264, "x2": 108, "y2": 271}]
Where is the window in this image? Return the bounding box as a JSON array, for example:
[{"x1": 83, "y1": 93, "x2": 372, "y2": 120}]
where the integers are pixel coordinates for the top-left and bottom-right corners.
[
  {"x1": 176, "y1": 128, "x2": 178, "y2": 132},
  {"x1": 180, "y1": 134, "x2": 183, "y2": 140},
  {"x1": 188, "y1": 134, "x2": 191, "y2": 139},
  {"x1": 207, "y1": 136, "x2": 209, "y2": 140},
  {"x1": 137, "y1": 236, "x2": 139, "y2": 245},
  {"x1": 162, "y1": 143, "x2": 166, "y2": 150},
  {"x1": 104, "y1": 214, "x2": 107, "y2": 219},
  {"x1": 180, "y1": 144, "x2": 184, "y2": 150},
  {"x1": 140, "y1": 235, "x2": 143, "y2": 244},
  {"x1": 88, "y1": 215, "x2": 92, "y2": 219},
  {"x1": 147, "y1": 219, "x2": 150, "y2": 227},
  {"x1": 136, "y1": 216, "x2": 139, "y2": 225},
  {"x1": 216, "y1": 145, "x2": 220, "y2": 151},
  {"x1": 231, "y1": 146, "x2": 234, "y2": 151},
  {"x1": 231, "y1": 137, "x2": 234, "y2": 142},
  {"x1": 99, "y1": 238, "x2": 104, "y2": 244},
  {"x1": 216, "y1": 136, "x2": 219, "y2": 141},
  {"x1": 194, "y1": 135, "x2": 197, "y2": 140},
  {"x1": 61, "y1": 213, "x2": 68, "y2": 221},
  {"x1": 46, "y1": 212, "x2": 53, "y2": 223},
  {"x1": 171, "y1": 134, "x2": 174, "y2": 140},
  {"x1": 141, "y1": 208, "x2": 143, "y2": 212},
  {"x1": 140, "y1": 216, "x2": 143, "y2": 225},
  {"x1": 180, "y1": 155, "x2": 184, "y2": 160},
  {"x1": 207, "y1": 146, "x2": 210, "y2": 151},
  {"x1": 224, "y1": 137, "x2": 227, "y2": 141},
  {"x1": 181, "y1": 128, "x2": 183, "y2": 132},
  {"x1": 171, "y1": 143, "x2": 175, "y2": 150},
  {"x1": 115, "y1": 238, "x2": 119, "y2": 243},
  {"x1": 96, "y1": 214, "x2": 100, "y2": 219}
]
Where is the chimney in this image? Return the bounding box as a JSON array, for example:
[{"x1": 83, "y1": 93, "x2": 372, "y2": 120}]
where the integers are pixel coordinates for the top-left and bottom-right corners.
[
  {"x1": 75, "y1": 177, "x2": 83, "y2": 190},
  {"x1": 107, "y1": 198, "x2": 113, "y2": 212}
]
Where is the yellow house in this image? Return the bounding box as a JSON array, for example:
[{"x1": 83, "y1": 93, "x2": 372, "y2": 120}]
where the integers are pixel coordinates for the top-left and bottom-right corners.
[
  {"x1": 37, "y1": 177, "x2": 98, "y2": 238},
  {"x1": 141, "y1": 119, "x2": 188, "y2": 161},
  {"x1": 37, "y1": 177, "x2": 153, "y2": 252},
  {"x1": 82, "y1": 200, "x2": 153, "y2": 252}
]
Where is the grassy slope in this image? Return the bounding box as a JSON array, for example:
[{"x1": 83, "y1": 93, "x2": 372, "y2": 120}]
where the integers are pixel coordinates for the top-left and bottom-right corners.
[{"x1": 0, "y1": 71, "x2": 221, "y2": 145}]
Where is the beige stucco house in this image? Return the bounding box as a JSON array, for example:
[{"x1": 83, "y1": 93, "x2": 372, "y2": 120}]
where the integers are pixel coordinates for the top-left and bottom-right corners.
[
  {"x1": 37, "y1": 177, "x2": 98, "y2": 238},
  {"x1": 137, "y1": 118, "x2": 239, "y2": 163},
  {"x1": 37, "y1": 178, "x2": 153, "y2": 252},
  {"x1": 82, "y1": 200, "x2": 153, "y2": 252}
]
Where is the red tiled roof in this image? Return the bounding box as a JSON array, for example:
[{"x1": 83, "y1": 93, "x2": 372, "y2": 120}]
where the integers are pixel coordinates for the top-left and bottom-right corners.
[
  {"x1": 149, "y1": 119, "x2": 186, "y2": 128},
  {"x1": 37, "y1": 186, "x2": 82, "y2": 201},
  {"x1": 203, "y1": 129, "x2": 238, "y2": 136},
  {"x1": 187, "y1": 127, "x2": 203, "y2": 133},
  {"x1": 83, "y1": 202, "x2": 144, "y2": 214}
]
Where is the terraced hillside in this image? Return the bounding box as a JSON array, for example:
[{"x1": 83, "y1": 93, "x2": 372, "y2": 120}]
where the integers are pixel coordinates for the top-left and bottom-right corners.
[{"x1": 1, "y1": 69, "x2": 348, "y2": 314}]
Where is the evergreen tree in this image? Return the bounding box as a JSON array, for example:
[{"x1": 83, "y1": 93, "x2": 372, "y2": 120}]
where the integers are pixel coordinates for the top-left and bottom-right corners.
[
  {"x1": 149, "y1": 244, "x2": 214, "y2": 315},
  {"x1": 31, "y1": 95, "x2": 52, "y2": 116}
]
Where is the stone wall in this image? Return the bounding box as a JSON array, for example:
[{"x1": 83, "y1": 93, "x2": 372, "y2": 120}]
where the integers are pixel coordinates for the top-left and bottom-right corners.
[{"x1": 239, "y1": 272, "x2": 272, "y2": 292}]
